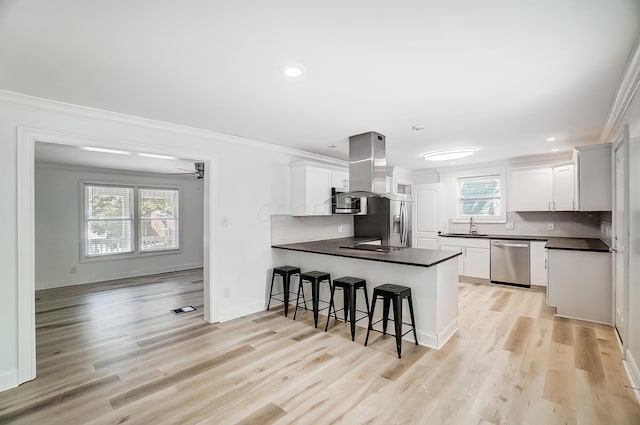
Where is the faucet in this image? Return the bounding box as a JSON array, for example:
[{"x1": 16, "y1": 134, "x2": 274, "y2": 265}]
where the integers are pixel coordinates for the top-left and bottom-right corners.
[{"x1": 469, "y1": 217, "x2": 478, "y2": 234}]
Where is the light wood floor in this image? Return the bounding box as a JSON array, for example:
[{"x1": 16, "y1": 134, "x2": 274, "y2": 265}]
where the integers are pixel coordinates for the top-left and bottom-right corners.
[{"x1": 1, "y1": 269, "x2": 639, "y2": 425}]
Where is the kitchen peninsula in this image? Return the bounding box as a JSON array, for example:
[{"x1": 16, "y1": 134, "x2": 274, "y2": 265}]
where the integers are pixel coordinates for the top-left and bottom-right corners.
[{"x1": 271, "y1": 237, "x2": 461, "y2": 349}]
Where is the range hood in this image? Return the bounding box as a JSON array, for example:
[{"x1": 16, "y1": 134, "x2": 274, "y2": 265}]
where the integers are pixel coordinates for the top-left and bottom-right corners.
[{"x1": 348, "y1": 131, "x2": 388, "y2": 196}]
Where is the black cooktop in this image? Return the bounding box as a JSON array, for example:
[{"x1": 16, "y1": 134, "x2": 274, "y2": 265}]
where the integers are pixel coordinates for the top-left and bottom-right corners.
[{"x1": 340, "y1": 245, "x2": 409, "y2": 253}]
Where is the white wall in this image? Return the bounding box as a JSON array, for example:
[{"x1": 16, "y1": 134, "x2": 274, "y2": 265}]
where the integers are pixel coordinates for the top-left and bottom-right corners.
[
  {"x1": 0, "y1": 91, "x2": 342, "y2": 386},
  {"x1": 34, "y1": 163, "x2": 204, "y2": 289}
]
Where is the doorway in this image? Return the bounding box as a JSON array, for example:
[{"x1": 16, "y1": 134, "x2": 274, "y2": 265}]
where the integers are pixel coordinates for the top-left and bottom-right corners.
[
  {"x1": 613, "y1": 126, "x2": 629, "y2": 344},
  {"x1": 16, "y1": 128, "x2": 217, "y2": 386}
]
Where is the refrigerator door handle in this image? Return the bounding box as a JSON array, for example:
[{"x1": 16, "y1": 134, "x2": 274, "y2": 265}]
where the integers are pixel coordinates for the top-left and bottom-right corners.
[{"x1": 399, "y1": 200, "x2": 407, "y2": 246}]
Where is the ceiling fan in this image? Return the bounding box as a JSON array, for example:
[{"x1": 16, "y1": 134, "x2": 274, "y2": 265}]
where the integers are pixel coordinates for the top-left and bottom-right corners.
[{"x1": 165, "y1": 162, "x2": 205, "y2": 179}]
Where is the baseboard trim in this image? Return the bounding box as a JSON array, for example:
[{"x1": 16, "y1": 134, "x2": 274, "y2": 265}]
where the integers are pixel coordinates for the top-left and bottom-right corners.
[
  {"x1": 219, "y1": 301, "x2": 266, "y2": 323},
  {"x1": 35, "y1": 263, "x2": 204, "y2": 290},
  {"x1": 623, "y1": 349, "x2": 640, "y2": 405},
  {"x1": 0, "y1": 369, "x2": 18, "y2": 393},
  {"x1": 553, "y1": 313, "x2": 612, "y2": 326}
]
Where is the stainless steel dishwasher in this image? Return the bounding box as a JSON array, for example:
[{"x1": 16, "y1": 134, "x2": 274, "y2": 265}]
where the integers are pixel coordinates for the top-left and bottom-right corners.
[{"x1": 490, "y1": 239, "x2": 530, "y2": 287}]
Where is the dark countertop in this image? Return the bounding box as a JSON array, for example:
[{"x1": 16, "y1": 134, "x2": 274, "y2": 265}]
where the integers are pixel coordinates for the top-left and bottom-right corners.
[
  {"x1": 272, "y1": 237, "x2": 461, "y2": 268},
  {"x1": 438, "y1": 233, "x2": 610, "y2": 252},
  {"x1": 545, "y1": 238, "x2": 610, "y2": 252}
]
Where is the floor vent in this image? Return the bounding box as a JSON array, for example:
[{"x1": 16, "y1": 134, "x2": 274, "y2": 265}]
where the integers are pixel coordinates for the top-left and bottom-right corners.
[{"x1": 171, "y1": 306, "x2": 196, "y2": 315}]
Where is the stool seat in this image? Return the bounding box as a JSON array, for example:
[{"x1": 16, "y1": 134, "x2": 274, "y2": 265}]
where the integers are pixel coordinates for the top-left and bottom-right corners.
[
  {"x1": 301, "y1": 271, "x2": 330, "y2": 281},
  {"x1": 365, "y1": 283, "x2": 418, "y2": 359},
  {"x1": 325, "y1": 276, "x2": 370, "y2": 341},
  {"x1": 274, "y1": 266, "x2": 301, "y2": 275}
]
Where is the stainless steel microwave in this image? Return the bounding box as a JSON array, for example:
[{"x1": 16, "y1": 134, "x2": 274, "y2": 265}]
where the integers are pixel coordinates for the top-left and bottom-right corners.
[{"x1": 332, "y1": 188, "x2": 366, "y2": 214}]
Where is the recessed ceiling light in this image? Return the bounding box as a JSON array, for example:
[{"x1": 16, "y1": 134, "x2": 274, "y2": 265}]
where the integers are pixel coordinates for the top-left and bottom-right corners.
[
  {"x1": 412, "y1": 125, "x2": 425, "y2": 131},
  {"x1": 81, "y1": 146, "x2": 130, "y2": 155},
  {"x1": 422, "y1": 148, "x2": 476, "y2": 161},
  {"x1": 138, "y1": 153, "x2": 178, "y2": 160},
  {"x1": 546, "y1": 137, "x2": 556, "y2": 142},
  {"x1": 283, "y1": 67, "x2": 303, "y2": 77},
  {"x1": 551, "y1": 148, "x2": 559, "y2": 152}
]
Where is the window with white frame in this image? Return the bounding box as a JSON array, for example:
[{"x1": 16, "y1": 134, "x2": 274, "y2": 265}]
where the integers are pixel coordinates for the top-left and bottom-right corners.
[
  {"x1": 84, "y1": 184, "x2": 180, "y2": 257},
  {"x1": 85, "y1": 185, "x2": 134, "y2": 256},
  {"x1": 456, "y1": 174, "x2": 503, "y2": 220},
  {"x1": 139, "y1": 188, "x2": 179, "y2": 251}
]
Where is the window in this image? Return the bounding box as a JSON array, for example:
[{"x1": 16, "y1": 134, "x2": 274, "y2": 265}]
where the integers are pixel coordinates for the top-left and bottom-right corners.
[
  {"x1": 85, "y1": 185, "x2": 134, "y2": 256},
  {"x1": 140, "y1": 188, "x2": 179, "y2": 251},
  {"x1": 456, "y1": 174, "x2": 503, "y2": 220},
  {"x1": 84, "y1": 184, "x2": 180, "y2": 258}
]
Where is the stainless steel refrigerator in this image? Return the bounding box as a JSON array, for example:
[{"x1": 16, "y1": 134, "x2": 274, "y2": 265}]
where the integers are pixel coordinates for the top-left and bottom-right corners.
[{"x1": 354, "y1": 195, "x2": 412, "y2": 247}]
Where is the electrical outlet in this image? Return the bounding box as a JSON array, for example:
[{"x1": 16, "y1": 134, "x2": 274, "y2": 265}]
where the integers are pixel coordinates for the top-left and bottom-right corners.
[
  {"x1": 70, "y1": 266, "x2": 77, "y2": 274},
  {"x1": 224, "y1": 288, "x2": 231, "y2": 298},
  {"x1": 505, "y1": 222, "x2": 514, "y2": 230},
  {"x1": 221, "y1": 216, "x2": 229, "y2": 227},
  {"x1": 337, "y1": 225, "x2": 343, "y2": 233},
  {"x1": 547, "y1": 223, "x2": 555, "y2": 231}
]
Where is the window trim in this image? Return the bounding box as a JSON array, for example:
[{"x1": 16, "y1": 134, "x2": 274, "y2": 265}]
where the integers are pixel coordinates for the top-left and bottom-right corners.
[
  {"x1": 452, "y1": 170, "x2": 506, "y2": 223},
  {"x1": 80, "y1": 181, "x2": 183, "y2": 262}
]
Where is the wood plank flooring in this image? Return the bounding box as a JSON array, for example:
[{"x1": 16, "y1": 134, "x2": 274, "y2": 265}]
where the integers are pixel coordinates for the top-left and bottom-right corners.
[{"x1": 1, "y1": 269, "x2": 639, "y2": 424}]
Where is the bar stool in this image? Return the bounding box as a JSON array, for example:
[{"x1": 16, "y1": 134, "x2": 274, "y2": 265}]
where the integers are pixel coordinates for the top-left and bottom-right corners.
[
  {"x1": 294, "y1": 271, "x2": 335, "y2": 328},
  {"x1": 324, "y1": 276, "x2": 370, "y2": 341},
  {"x1": 364, "y1": 284, "x2": 418, "y2": 359},
  {"x1": 267, "y1": 266, "x2": 301, "y2": 317}
]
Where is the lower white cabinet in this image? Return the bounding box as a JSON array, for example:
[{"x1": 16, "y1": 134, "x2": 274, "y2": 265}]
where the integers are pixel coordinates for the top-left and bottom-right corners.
[
  {"x1": 530, "y1": 241, "x2": 548, "y2": 286},
  {"x1": 440, "y1": 237, "x2": 490, "y2": 279},
  {"x1": 547, "y1": 249, "x2": 611, "y2": 324}
]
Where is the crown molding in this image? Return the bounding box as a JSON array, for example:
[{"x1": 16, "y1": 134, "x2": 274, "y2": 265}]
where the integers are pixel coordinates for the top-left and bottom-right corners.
[
  {"x1": 600, "y1": 36, "x2": 640, "y2": 143},
  {"x1": 0, "y1": 89, "x2": 348, "y2": 167}
]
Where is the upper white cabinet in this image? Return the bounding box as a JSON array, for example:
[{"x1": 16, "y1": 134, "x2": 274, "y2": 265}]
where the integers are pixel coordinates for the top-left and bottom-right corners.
[
  {"x1": 508, "y1": 164, "x2": 575, "y2": 212},
  {"x1": 573, "y1": 144, "x2": 612, "y2": 211},
  {"x1": 508, "y1": 168, "x2": 553, "y2": 211},
  {"x1": 553, "y1": 164, "x2": 575, "y2": 211},
  {"x1": 331, "y1": 169, "x2": 349, "y2": 191},
  {"x1": 291, "y1": 164, "x2": 332, "y2": 216}
]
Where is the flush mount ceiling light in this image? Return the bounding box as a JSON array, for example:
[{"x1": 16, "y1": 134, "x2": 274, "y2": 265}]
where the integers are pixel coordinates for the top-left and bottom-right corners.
[
  {"x1": 138, "y1": 152, "x2": 178, "y2": 160},
  {"x1": 422, "y1": 148, "x2": 476, "y2": 161},
  {"x1": 327, "y1": 144, "x2": 336, "y2": 149},
  {"x1": 546, "y1": 137, "x2": 557, "y2": 142},
  {"x1": 81, "y1": 146, "x2": 130, "y2": 155},
  {"x1": 412, "y1": 125, "x2": 425, "y2": 131},
  {"x1": 551, "y1": 148, "x2": 560, "y2": 152},
  {"x1": 283, "y1": 67, "x2": 303, "y2": 77}
]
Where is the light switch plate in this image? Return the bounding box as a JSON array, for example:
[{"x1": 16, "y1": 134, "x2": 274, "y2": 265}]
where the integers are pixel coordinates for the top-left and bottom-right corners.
[
  {"x1": 337, "y1": 225, "x2": 343, "y2": 233},
  {"x1": 547, "y1": 223, "x2": 555, "y2": 231},
  {"x1": 506, "y1": 222, "x2": 514, "y2": 230}
]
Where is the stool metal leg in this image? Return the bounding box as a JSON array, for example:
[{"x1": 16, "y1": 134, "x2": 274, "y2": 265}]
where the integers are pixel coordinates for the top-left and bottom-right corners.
[
  {"x1": 363, "y1": 286, "x2": 371, "y2": 317},
  {"x1": 364, "y1": 293, "x2": 378, "y2": 347},
  {"x1": 348, "y1": 285, "x2": 357, "y2": 341},
  {"x1": 342, "y1": 288, "x2": 349, "y2": 323},
  {"x1": 282, "y1": 273, "x2": 293, "y2": 317},
  {"x1": 382, "y1": 297, "x2": 391, "y2": 335},
  {"x1": 293, "y1": 279, "x2": 304, "y2": 320},
  {"x1": 408, "y1": 295, "x2": 418, "y2": 345},
  {"x1": 311, "y1": 279, "x2": 320, "y2": 328},
  {"x1": 325, "y1": 283, "x2": 337, "y2": 332},
  {"x1": 267, "y1": 271, "x2": 277, "y2": 311},
  {"x1": 393, "y1": 295, "x2": 403, "y2": 359}
]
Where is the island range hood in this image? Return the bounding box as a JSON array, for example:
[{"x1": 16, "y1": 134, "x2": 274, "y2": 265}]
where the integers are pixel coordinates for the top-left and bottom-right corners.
[{"x1": 346, "y1": 131, "x2": 388, "y2": 197}]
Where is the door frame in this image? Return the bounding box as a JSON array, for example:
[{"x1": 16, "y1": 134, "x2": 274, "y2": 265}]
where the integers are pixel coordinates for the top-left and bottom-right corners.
[
  {"x1": 612, "y1": 125, "x2": 630, "y2": 352},
  {"x1": 16, "y1": 127, "x2": 218, "y2": 385}
]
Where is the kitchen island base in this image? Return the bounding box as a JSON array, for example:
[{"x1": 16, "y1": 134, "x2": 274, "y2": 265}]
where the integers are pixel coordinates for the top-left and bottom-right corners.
[{"x1": 272, "y1": 248, "x2": 459, "y2": 350}]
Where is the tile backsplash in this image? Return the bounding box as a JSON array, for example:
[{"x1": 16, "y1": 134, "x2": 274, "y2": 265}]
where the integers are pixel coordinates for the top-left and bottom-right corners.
[
  {"x1": 271, "y1": 214, "x2": 354, "y2": 245},
  {"x1": 449, "y1": 211, "x2": 606, "y2": 239}
]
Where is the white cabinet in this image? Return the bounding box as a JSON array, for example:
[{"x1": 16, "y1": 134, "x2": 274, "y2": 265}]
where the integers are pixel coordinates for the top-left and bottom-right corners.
[
  {"x1": 547, "y1": 249, "x2": 611, "y2": 324},
  {"x1": 509, "y1": 168, "x2": 553, "y2": 211},
  {"x1": 331, "y1": 169, "x2": 349, "y2": 191},
  {"x1": 553, "y1": 164, "x2": 575, "y2": 211},
  {"x1": 291, "y1": 165, "x2": 332, "y2": 216},
  {"x1": 530, "y1": 241, "x2": 548, "y2": 286},
  {"x1": 574, "y1": 144, "x2": 612, "y2": 211},
  {"x1": 509, "y1": 164, "x2": 575, "y2": 212},
  {"x1": 439, "y1": 237, "x2": 490, "y2": 279}
]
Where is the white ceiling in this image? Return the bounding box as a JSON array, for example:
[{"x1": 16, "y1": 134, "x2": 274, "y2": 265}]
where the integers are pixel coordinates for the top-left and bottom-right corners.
[{"x1": 2, "y1": 1, "x2": 639, "y2": 170}]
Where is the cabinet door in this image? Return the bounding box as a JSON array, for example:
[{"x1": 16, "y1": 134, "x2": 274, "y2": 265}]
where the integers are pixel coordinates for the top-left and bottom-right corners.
[
  {"x1": 553, "y1": 164, "x2": 575, "y2": 211},
  {"x1": 306, "y1": 167, "x2": 332, "y2": 215},
  {"x1": 463, "y1": 247, "x2": 490, "y2": 279},
  {"x1": 509, "y1": 168, "x2": 552, "y2": 211},
  {"x1": 331, "y1": 170, "x2": 348, "y2": 190},
  {"x1": 440, "y1": 245, "x2": 464, "y2": 275},
  {"x1": 530, "y1": 241, "x2": 548, "y2": 286}
]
